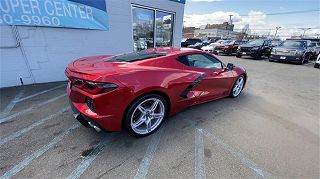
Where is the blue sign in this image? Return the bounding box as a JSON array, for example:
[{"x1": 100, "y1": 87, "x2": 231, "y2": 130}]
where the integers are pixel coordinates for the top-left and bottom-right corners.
[
  {"x1": 169, "y1": 0, "x2": 186, "y2": 4},
  {"x1": 0, "y1": 0, "x2": 109, "y2": 30}
]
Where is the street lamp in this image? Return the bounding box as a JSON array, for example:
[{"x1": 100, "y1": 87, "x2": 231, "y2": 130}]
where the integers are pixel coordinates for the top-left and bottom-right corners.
[
  {"x1": 274, "y1": 27, "x2": 281, "y2": 39},
  {"x1": 299, "y1": 28, "x2": 311, "y2": 37}
]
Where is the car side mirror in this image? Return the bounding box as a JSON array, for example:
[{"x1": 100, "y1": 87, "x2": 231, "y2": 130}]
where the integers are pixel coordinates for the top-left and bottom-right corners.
[{"x1": 227, "y1": 63, "x2": 235, "y2": 70}]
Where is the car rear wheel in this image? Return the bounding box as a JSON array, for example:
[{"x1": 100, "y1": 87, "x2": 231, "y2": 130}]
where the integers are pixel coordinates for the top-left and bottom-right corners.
[
  {"x1": 124, "y1": 94, "x2": 167, "y2": 137},
  {"x1": 236, "y1": 53, "x2": 242, "y2": 58},
  {"x1": 314, "y1": 63, "x2": 320, "y2": 68},
  {"x1": 229, "y1": 75, "x2": 245, "y2": 98}
]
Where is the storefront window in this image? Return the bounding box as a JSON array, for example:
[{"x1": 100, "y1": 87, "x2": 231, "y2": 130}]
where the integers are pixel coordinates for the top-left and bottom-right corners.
[
  {"x1": 156, "y1": 12, "x2": 173, "y2": 47},
  {"x1": 132, "y1": 6, "x2": 174, "y2": 51},
  {"x1": 132, "y1": 7, "x2": 155, "y2": 51}
]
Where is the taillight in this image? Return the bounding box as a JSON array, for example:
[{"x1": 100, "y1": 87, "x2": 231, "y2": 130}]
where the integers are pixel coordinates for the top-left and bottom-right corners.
[{"x1": 72, "y1": 78, "x2": 118, "y2": 94}]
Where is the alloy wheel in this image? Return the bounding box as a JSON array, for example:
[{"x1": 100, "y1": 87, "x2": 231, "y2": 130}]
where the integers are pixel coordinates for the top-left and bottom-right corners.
[
  {"x1": 232, "y1": 76, "x2": 244, "y2": 97},
  {"x1": 130, "y1": 98, "x2": 165, "y2": 135}
]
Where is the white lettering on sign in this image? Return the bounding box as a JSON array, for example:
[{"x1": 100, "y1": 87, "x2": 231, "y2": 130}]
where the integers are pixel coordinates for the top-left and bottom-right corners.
[
  {"x1": 0, "y1": 0, "x2": 101, "y2": 29},
  {"x1": 20, "y1": 0, "x2": 31, "y2": 14},
  {"x1": 0, "y1": 0, "x2": 10, "y2": 13},
  {"x1": 10, "y1": 0, "x2": 20, "y2": 13},
  {"x1": 30, "y1": 0, "x2": 41, "y2": 15},
  {"x1": 44, "y1": 0, "x2": 54, "y2": 16}
]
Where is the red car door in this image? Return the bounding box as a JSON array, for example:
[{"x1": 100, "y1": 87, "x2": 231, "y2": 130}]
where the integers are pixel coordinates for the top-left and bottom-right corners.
[{"x1": 178, "y1": 53, "x2": 234, "y2": 103}]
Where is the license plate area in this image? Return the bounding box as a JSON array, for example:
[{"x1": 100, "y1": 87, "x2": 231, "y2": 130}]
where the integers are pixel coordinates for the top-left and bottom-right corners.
[
  {"x1": 242, "y1": 52, "x2": 246, "y2": 55},
  {"x1": 280, "y1": 56, "x2": 286, "y2": 59}
]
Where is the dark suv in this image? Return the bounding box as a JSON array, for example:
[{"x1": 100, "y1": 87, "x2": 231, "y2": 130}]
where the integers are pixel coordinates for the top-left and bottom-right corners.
[
  {"x1": 181, "y1": 38, "x2": 202, "y2": 47},
  {"x1": 269, "y1": 40, "x2": 313, "y2": 64},
  {"x1": 236, "y1": 39, "x2": 273, "y2": 59}
]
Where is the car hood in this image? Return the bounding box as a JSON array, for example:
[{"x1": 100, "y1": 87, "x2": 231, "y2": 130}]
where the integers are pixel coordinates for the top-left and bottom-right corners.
[{"x1": 273, "y1": 47, "x2": 304, "y2": 51}]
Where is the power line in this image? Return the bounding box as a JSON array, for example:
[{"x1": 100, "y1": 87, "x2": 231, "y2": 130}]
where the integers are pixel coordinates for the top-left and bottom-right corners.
[
  {"x1": 239, "y1": 9, "x2": 320, "y2": 16},
  {"x1": 233, "y1": 27, "x2": 320, "y2": 30}
]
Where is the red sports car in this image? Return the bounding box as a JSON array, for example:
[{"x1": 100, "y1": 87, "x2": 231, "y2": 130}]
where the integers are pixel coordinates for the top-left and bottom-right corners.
[{"x1": 65, "y1": 48, "x2": 247, "y2": 137}]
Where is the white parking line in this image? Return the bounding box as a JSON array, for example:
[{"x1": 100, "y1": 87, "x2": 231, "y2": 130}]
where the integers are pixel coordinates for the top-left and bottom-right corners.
[
  {"x1": 203, "y1": 129, "x2": 271, "y2": 178},
  {"x1": 0, "y1": 89, "x2": 25, "y2": 118},
  {"x1": 134, "y1": 128, "x2": 164, "y2": 179},
  {"x1": 195, "y1": 128, "x2": 206, "y2": 179},
  {"x1": 14, "y1": 84, "x2": 65, "y2": 103},
  {"x1": 183, "y1": 118, "x2": 271, "y2": 178},
  {"x1": 0, "y1": 107, "x2": 70, "y2": 145},
  {"x1": 0, "y1": 94, "x2": 67, "y2": 124},
  {"x1": 66, "y1": 135, "x2": 115, "y2": 179},
  {"x1": 0, "y1": 124, "x2": 80, "y2": 179}
]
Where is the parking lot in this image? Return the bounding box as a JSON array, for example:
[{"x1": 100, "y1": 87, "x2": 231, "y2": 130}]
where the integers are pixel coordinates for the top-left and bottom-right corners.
[{"x1": 0, "y1": 56, "x2": 319, "y2": 179}]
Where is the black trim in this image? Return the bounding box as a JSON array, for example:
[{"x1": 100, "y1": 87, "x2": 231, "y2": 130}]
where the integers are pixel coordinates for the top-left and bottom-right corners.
[{"x1": 180, "y1": 73, "x2": 206, "y2": 98}]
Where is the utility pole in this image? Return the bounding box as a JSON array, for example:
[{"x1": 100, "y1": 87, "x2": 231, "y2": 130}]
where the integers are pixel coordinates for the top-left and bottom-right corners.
[
  {"x1": 274, "y1": 27, "x2": 281, "y2": 39},
  {"x1": 228, "y1": 15, "x2": 233, "y2": 25},
  {"x1": 227, "y1": 15, "x2": 233, "y2": 38},
  {"x1": 299, "y1": 28, "x2": 311, "y2": 37}
]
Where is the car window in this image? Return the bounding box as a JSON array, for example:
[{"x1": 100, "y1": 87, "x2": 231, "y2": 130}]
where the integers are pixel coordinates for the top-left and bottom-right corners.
[
  {"x1": 281, "y1": 41, "x2": 305, "y2": 47},
  {"x1": 177, "y1": 54, "x2": 222, "y2": 69},
  {"x1": 248, "y1": 39, "x2": 264, "y2": 46}
]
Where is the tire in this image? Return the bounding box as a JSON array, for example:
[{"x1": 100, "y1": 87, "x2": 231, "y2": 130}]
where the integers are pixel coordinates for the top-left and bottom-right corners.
[
  {"x1": 305, "y1": 53, "x2": 311, "y2": 63},
  {"x1": 236, "y1": 53, "x2": 242, "y2": 58},
  {"x1": 299, "y1": 54, "x2": 310, "y2": 65},
  {"x1": 227, "y1": 51, "x2": 232, "y2": 56},
  {"x1": 123, "y1": 94, "x2": 167, "y2": 137},
  {"x1": 314, "y1": 63, "x2": 320, "y2": 68},
  {"x1": 269, "y1": 59, "x2": 274, "y2": 62},
  {"x1": 229, "y1": 75, "x2": 245, "y2": 98},
  {"x1": 254, "y1": 52, "x2": 261, "y2": 60}
]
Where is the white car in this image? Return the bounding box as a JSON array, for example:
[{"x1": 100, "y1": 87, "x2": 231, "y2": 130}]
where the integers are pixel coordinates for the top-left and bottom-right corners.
[
  {"x1": 201, "y1": 40, "x2": 225, "y2": 52},
  {"x1": 314, "y1": 53, "x2": 320, "y2": 68}
]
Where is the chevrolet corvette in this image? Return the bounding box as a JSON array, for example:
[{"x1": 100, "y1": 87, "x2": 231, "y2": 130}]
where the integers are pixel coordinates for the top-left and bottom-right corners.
[{"x1": 65, "y1": 48, "x2": 247, "y2": 137}]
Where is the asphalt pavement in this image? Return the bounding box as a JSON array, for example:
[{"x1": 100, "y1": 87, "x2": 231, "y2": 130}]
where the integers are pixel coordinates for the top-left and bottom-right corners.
[{"x1": 0, "y1": 56, "x2": 319, "y2": 179}]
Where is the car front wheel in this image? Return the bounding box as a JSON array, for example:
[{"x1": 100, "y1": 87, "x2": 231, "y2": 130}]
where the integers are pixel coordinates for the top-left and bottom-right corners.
[
  {"x1": 229, "y1": 75, "x2": 245, "y2": 98},
  {"x1": 124, "y1": 94, "x2": 167, "y2": 137}
]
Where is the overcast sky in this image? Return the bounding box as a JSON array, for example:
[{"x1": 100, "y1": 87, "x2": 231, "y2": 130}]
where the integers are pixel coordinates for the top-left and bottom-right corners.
[{"x1": 184, "y1": 0, "x2": 320, "y2": 37}]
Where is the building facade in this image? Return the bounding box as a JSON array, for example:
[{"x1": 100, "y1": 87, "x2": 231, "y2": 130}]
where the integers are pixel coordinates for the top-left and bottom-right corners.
[
  {"x1": 194, "y1": 28, "x2": 240, "y2": 39},
  {"x1": 0, "y1": 0, "x2": 185, "y2": 88}
]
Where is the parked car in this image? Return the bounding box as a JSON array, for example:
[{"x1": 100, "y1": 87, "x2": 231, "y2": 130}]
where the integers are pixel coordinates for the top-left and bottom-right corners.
[
  {"x1": 181, "y1": 38, "x2": 202, "y2": 47},
  {"x1": 309, "y1": 41, "x2": 320, "y2": 57},
  {"x1": 201, "y1": 40, "x2": 225, "y2": 52},
  {"x1": 314, "y1": 54, "x2": 320, "y2": 68},
  {"x1": 65, "y1": 48, "x2": 247, "y2": 137},
  {"x1": 214, "y1": 40, "x2": 246, "y2": 55},
  {"x1": 187, "y1": 42, "x2": 210, "y2": 49},
  {"x1": 269, "y1": 40, "x2": 314, "y2": 64},
  {"x1": 236, "y1": 39, "x2": 273, "y2": 59}
]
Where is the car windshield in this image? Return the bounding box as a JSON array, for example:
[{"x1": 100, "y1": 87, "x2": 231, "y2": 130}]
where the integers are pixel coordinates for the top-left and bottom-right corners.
[
  {"x1": 248, "y1": 39, "x2": 264, "y2": 46},
  {"x1": 194, "y1": 42, "x2": 202, "y2": 46},
  {"x1": 222, "y1": 40, "x2": 234, "y2": 45},
  {"x1": 281, "y1": 41, "x2": 305, "y2": 47},
  {"x1": 271, "y1": 41, "x2": 282, "y2": 46},
  {"x1": 107, "y1": 50, "x2": 167, "y2": 62}
]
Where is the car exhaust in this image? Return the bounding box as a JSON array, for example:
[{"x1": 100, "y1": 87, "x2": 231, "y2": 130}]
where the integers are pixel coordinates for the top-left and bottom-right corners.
[{"x1": 88, "y1": 122, "x2": 101, "y2": 132}]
